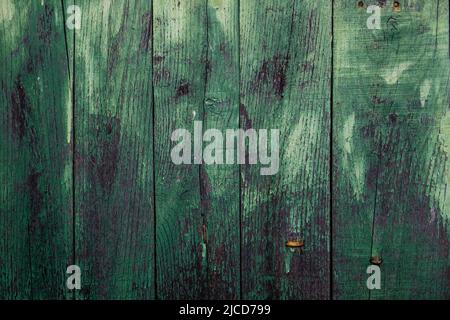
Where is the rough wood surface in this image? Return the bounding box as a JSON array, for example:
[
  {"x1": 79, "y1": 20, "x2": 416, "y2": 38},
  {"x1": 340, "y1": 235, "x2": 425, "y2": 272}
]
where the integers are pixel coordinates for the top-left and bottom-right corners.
[
  {"x1": 153, "y1": 0, "x2": 208, "y2": 299},
  {"x1": 203, "y1": 0, "x2": 241, "y2": 299},
  {"x1": 333, "y1": 0, "x2": 449, "y2": 299},
  {"x1": 0, "y1": 0, "x2": 449, "y2": 300},
  {"x1": 153, "y1": 0, "x2": 242, "y2": 300},
  {"x1": 0, "y1": 0, "x2": 73, "y2": 299},
  {"x1": 240, "y1": 0, "x2": 331, "y2": 299},
  {"x1": 74, "y1": 0, "x2": 155, "y2": 299}
]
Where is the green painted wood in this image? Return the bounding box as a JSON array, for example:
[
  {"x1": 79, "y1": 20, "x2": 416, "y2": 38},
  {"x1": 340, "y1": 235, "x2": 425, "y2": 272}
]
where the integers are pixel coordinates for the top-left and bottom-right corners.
[
  {"x1": 1, "y1": 0, "x2": 449, "y2": 301},
  {"x1": 203, "y1": 0, "x2": 240, "y2": 299},
  {"x1": 74, "y1": 0, "x2": 155, "y2": 299},
  {"x1": 153, "y1": 0, "x2": 208, "y2": 299},
  {"x1": 240, "y1": 0, "x2": 331, "y2": 299},
  {"x1": 154, "y1": 0, "x2": 241, "y2": 300},
  {"x1": 0, "y1": 0, "x2": 73, "y2": 299},
  {"x1": 333, "y1": 0, "x2": 449, "y2": 299}
]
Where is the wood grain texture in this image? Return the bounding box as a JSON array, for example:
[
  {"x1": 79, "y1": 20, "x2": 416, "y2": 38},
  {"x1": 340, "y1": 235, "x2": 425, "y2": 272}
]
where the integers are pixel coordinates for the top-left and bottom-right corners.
[
  {"x1": 154, "y1": 0, "x2": 241, "y2": 300},
  {"x1": 153, "y1": 0, "x2": 208, "y2": 299},
  {"x1": 203, "y1": 0, "x2": 240, "y2": 299},
  {"x1": 1, "y1": 0, "x2": 449, "y2": 301},
  {"x1": 74, "y1": 0, "x2": 155, "y2": 299},
  {"x1": 240, "y1": 0, "x2": 331, "y2": 299},
  {"x1": 0, "y1": 0, "x2": 73, "y2": 299},
  {"x1": 333, "y1": 0, "x2": 449, "y2": 299}
]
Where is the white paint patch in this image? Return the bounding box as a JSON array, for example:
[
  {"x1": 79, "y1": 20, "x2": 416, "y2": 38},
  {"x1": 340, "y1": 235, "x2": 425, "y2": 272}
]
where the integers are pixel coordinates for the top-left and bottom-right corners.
[
  {"x1": 437, "y1": 112, "x2": 450, "y2": 221},
  {"x1": 283, "y1": 113, "x2": 320, "y2": 226},
  {"x1": 101, "y1": 0, "x2": 116, "y2": 45},
  {"x1": 284, "y1": 253, "x2": 292, "y2": 274},
  {"x1": 0, "y1": 0, "x2": 15, "y2": 22},
  {"x1": 209, "y1": 0, "x2": 227, "y2": 30},
  {"x1": 382, "y1": 62, "x2": 413, "y2": 85},
  {"x1": 66, "y1": 90, "x2": 72, "y2": 144},
  {"x1": 166, "y1": 3, "x2": 186, "y2": 43},
  {"x1": 38, "y1": 75, "x2": 44, "y2": 94},
  {"x1": 353, "y1": 159, "x2": 365, "y2": 200},
  {"x1": 343, "y1": 113, "x2": 355, "y2": 154},
  {"x1": 342, "y1": 113, "x2": 366, "y2": 200},
  {"x1": 284, "y1": 115, "x2": 306, "y2": 161},
  {"x1": 438, "y1": 112, "x2": 450, "y2": 156},
  {"x1": 102, "y1": 0, "x2": 113, "y2": 22},
  {"x1": 201, "y1": 242, "x2": 207, "y2": 259},
  {"x1": 64, "y1": 163, "x2": 72, "y2": 194},
  {"x1": 420, "y1": 79, "x2": 432, "y2": 108}
]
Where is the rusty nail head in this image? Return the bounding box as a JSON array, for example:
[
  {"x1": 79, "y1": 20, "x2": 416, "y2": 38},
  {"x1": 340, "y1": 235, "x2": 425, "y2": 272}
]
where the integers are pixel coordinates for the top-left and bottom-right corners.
[
  {"x1": 370, "y1": 256, "x2": 383, "y2": 266},
  {"x1": 393, "y1": 1, "x2": 401, "y2": 11},
  {"x1": 286, "y1": 240, "x2": 305, "y2": 248}
]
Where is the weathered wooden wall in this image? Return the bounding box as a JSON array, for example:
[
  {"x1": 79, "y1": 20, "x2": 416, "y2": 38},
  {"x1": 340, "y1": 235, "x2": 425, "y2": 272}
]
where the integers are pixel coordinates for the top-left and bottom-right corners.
[{"x1": 0, "y1": 0, "x2": 448, "y2": 300}]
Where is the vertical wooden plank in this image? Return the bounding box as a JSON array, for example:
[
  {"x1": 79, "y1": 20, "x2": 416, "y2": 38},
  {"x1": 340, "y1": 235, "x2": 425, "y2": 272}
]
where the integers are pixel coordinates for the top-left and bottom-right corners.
[
  {"x1": 0, "y1": 0, "x2": 73, "y2": 299},
  {"x1": 332, "y1": 0, "x2": 376, "y2": 299},
  {"x1": 154, "y1": 0, "x2": 240, "y2": 299},
  {"x1": 74, "y1": 0, "x2": 154, "y2": 299},
  {"x1": 153, "y1": 0, "x2": 208, "y2": 299},
  {"x1": 204, "y1": 0, "x2": 240, "y2": 299},
  {"x1": 334, "y1": 0, "x2": 449, "y2": 299},
  {"x1": 240, "y1": 0, "x2": 331, "y2": 299}
]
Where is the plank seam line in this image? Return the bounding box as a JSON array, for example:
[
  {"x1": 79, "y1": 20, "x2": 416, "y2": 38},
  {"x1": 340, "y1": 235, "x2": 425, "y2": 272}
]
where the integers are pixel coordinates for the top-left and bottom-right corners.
[
  {"x1": 368, "y1": 139, "x2": 383, "y2": 301},
  {"x1": 151, "y1": 0, "x2": 158, "y2": 300},
  {"x1": 61, "y1": 0, "x2": 76, "y2": 301},
  {"x1": 72, "y1": 2, "x2": 76, "y2": 301},
  {"x1": 330, "y1": 0, "x2": 334, "y2": 301},
  {"x1": 238, "y1": 0, "x2": 242, "y2": 300},
  {"x1": 200, "y1": 0, "x2": 210, "y2": 299}
]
